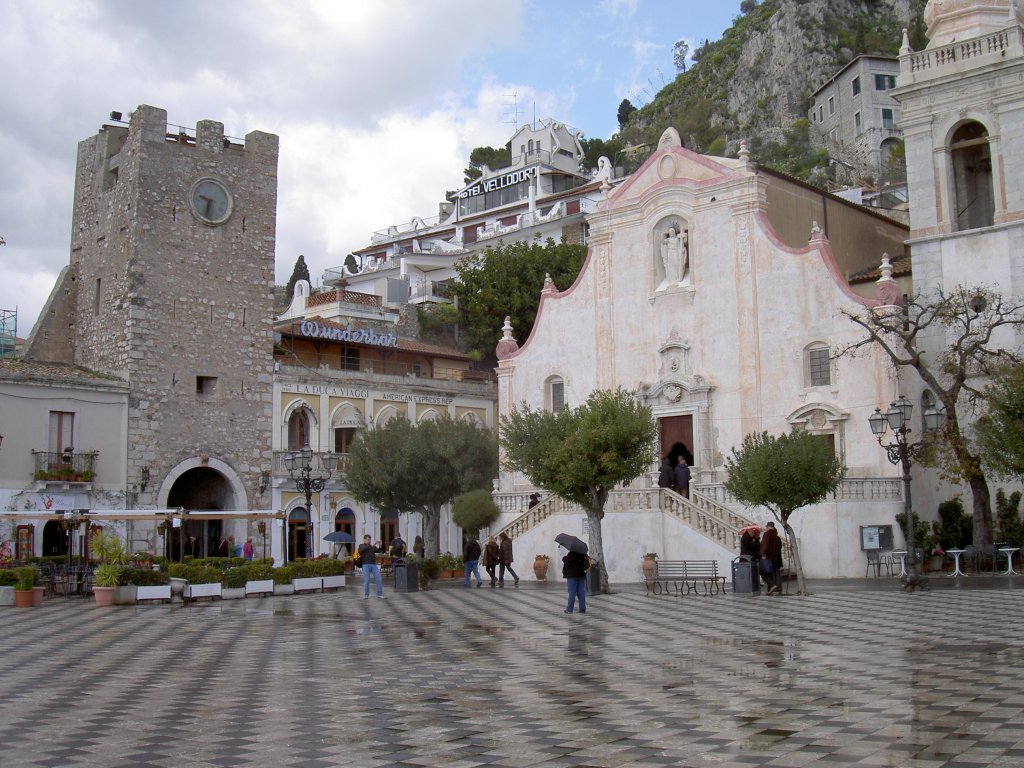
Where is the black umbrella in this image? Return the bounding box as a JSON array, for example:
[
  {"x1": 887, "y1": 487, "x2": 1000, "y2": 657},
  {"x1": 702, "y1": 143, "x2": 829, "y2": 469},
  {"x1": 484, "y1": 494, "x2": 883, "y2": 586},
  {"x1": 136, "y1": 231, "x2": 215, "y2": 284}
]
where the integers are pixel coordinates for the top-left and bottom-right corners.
[
  {"x1": 555, "y1": 533, "x2": 588, "y2": 554},
  {"x1": 322, "y1": 531, "x2": 354, "y2": 543}
]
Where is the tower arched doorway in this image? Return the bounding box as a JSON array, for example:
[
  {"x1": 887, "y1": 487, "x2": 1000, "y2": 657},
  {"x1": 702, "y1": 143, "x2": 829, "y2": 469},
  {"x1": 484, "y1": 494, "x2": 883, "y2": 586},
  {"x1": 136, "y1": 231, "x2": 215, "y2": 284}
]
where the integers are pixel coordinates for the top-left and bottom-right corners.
[{"x1": 166, "y1": 467, "x2": 234, "y2": 560}]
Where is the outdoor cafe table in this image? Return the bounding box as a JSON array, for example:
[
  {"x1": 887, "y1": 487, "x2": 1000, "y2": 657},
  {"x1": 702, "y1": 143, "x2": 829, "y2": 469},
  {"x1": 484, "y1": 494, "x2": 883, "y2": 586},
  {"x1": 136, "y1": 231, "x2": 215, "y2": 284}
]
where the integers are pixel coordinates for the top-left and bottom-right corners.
[
  {"x1": 999, "y1": 547, "x2": 1018, "y2": 575},
  {"x1": 947, "y1": 548, "x2": 968, "y2": 577},
  {"x1": 891, "y1": 550, "x2": 907, "y2": 578}
]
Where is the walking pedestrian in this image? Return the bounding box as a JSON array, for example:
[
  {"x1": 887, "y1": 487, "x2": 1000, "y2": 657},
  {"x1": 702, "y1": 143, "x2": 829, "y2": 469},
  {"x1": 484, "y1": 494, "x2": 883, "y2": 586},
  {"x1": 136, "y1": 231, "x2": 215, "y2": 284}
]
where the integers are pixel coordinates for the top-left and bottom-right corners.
[
  {"x1": 463, "y1": 535, "x2": 483, "y2": 587},
  {"x1": 657, "y1": 456, "x2": 674, "y2": 488},
  {"x1": 358, "y1": 534, "x2": 384, "y2": 599},
  {"x1": 498, "y1": 532, "x2": 519, "y2": 587},
  {"x1": 389, "y1": 532, "x2": 406, "y2": 559},
  {"x1": 759, "y1": 521, "x2": 783, "y2": 595},
  {"x1": 483, "y1": 536, "x2": 501, "y2": 587},
  {"x1": 674, "y1": 459, "x2": 691, "y2": 498},
  {"x1": 413, "y1": 535, "x2": 425, "y2": 560},
  {"x1": 562, "y1": 549, "x2": 588, "y2": 614},
  {"x1": 217, "y1": 536, "x2": 229, "y2": 557},
  {"x1": 242, "y1": 537, "x2": 254, "y2": 562}
]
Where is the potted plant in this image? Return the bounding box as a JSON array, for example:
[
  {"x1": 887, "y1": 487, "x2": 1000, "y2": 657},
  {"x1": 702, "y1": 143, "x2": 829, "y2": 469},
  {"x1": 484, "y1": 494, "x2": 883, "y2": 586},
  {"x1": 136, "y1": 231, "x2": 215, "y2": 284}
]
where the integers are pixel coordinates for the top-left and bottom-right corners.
[
  {"x1": 291, "y1": 559, "x2": 322, "y2": 593},
  {"x1": 643, "y1": 552, "x2": 658, "y2": 580},
  {"x1": 273, "y1": 565, "x2": 296, "y2": 595},
  {"x1": 533, "y1": 554, "x2": 550, "y2": 581},
  {"x1": 127, "y1": 567, "x2": 172, "y2": 602},
  {"x1": 317, "y1": 558, "x2": 346, "y2": 590},
  {"x1": 14, "y1": 566, "x2": 38, "y2": 608},
  {"x1": 93, "y1": 563, "x2": 121, "y2": 606}
]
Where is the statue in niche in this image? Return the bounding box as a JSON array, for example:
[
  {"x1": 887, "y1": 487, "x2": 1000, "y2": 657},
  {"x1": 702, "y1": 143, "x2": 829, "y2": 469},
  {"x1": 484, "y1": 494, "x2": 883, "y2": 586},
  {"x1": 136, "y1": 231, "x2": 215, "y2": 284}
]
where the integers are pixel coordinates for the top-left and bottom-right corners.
[{"x1": 660, "y1": 226, "x2": 690, "y2": 287}]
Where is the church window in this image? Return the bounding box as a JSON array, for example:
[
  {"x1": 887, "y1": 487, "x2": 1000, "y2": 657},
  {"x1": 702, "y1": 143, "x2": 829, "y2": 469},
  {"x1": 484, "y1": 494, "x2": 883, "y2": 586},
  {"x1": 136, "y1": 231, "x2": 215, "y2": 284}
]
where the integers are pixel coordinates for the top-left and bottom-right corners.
[
  {"x1": 547, "y1": 376, "x2": 565, "y2": 412},
  {"x1": 950, "y1": 121, "x2": 995, "y2": 231},
  {"x1": 805, "y1": 343, "x2": 831, "y2": 387}
]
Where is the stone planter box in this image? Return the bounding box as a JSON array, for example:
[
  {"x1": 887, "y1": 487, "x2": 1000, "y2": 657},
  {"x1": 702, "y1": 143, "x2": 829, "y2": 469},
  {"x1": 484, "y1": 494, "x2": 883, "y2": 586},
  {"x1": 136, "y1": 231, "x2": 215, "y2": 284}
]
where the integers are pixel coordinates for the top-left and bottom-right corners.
[
  {"x1": 245, "y1": 579, "x2": 274, "y2": 596},
  {"x1": 170, "y1": 577, "x2": 187, "y2": 598},
  {"x1": 185, "y1": 583, "x2": 222, "y2": 600},
  {"x1": 322, "y1": 575, "x2": 346, "y2": 591},
  {"x1": 114, "y1": 585, "x2": 138, "y2": 605},
  {"x1": 292, "y1": 577, "x2": 322, "y2": 593},
  {"x1": 273, "y1": 583, "x2": 294, "y2": 596},
  {"x1": 0, "y1": 586, "x2": 13, "y2": 606},
  {"x1": 136, "y1": 585, "x2": 172, "y2": 602},
  {"x1": 221, "y1": 587, "x2": 246, "y2": 600}
]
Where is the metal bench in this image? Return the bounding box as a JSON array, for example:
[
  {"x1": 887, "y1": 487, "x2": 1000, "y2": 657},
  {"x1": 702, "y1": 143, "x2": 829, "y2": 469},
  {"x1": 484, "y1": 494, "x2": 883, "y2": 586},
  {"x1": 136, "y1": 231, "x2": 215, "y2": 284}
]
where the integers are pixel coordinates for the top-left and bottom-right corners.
[{"x1": 644, "y1": 560, "x2": 726, "y2": 596}]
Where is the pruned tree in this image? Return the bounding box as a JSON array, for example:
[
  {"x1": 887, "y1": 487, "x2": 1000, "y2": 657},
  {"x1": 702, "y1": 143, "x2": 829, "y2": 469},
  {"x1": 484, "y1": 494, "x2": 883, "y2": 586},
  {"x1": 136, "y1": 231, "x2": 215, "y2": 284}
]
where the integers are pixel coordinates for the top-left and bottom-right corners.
[
  {"x1": 500, "y1": 388, "x2": 658, "y2": 593},
  {"x1": 451, "y1": 489, "x2": 501, "y2": 536},
  {"x1": 724, "y1": 430, "x2": 846, "y2": 596},
  {"x1": 346, "y1": 415, "x2": 498, "y2": 559},
  {"x1": 343, "y1": 254, "x2": 359, "y2": 275},
  {"x1": 841, "y1": 286, "x2": 1024, "y2": 547},
  {"x1": 285, "y1": 254, "x2": 311, "y2": 296},
  {"x1": 448, "y1": 238, "x2": 587, "y2": 361}
]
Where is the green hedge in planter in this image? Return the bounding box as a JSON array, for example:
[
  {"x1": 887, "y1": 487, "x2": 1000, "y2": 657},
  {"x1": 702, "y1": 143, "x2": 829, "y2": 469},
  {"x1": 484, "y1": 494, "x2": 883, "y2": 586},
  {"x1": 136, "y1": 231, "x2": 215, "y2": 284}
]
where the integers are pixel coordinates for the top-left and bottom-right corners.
[
  {"x1": 272, "y1": 565, "x2": 295, "y2": 585},
  {"x1": 312, "y1": 558, "x2": 345, "y2": 576},
  {"x1": 245, "y1": 562, "x2": 274, "y2": 581},
  {"x1": 0, "y1": 570, "x2": 19, "y2": 587},
  {"x1": 167, "y1": 563, "x2": 187, "y2": 579},
  {"x1": 183, "y1": 565, "x2": 224, "y2": 585},
  {"x1": 223, "y1": 567, "x2": 248, "y2": 589},
  {"x1": 121, "y1": 567, "x2": 170, "y2": 586},
  {"x1": 289, "y1": 559, "x2": 318, "y2": 578}
]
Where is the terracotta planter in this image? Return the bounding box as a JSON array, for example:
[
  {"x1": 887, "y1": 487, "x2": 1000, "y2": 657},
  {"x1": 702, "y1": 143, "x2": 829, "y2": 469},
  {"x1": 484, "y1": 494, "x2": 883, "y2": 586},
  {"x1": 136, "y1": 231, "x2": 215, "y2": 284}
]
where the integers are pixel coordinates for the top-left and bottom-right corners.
[
  {"x1": 14, "y1": 589, "x2": 35, "y2": 608},
  {"x1": 642, "y1": 557, "x2": 657, "y2": 580},
  {"x1": 93, "y1": 586, "x2": 117, "y2": 607},
  {"x1": 533, "y1": 558, "x2": 549, "y2": 581},
  {"x1": 32, "y1": 586, "x2": 45, "y2": 606}
]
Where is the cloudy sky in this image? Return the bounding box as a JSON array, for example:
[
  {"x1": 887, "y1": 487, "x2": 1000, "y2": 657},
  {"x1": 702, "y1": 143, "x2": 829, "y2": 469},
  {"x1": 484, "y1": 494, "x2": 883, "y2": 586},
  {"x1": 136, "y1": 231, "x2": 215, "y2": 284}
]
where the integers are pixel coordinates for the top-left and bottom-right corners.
[{"x1": 0, "y1": 0, "x2": 743, "y2": 336}]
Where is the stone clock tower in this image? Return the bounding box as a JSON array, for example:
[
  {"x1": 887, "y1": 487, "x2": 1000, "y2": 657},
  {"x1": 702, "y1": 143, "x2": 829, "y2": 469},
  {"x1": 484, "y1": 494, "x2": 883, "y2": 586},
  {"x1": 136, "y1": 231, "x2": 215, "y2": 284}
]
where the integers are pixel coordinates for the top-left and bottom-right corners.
[{"x1": 26, "y1": 105, "x2": 277, "y2": 512}]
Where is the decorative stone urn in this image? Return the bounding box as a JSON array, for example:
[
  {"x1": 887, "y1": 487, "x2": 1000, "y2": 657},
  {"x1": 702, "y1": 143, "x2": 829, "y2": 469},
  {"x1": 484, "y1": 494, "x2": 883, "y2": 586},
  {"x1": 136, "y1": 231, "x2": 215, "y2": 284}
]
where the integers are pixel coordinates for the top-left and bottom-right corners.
[{"x1": 533, "y1": 556, "x2": 549, "y2": 581}]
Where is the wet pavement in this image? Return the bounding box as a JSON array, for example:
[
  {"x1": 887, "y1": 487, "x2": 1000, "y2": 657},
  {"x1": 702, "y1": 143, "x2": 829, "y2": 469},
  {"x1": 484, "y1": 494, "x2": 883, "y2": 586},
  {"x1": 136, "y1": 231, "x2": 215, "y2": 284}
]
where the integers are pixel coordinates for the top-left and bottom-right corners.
[{"x1": 2, "y1": 576, "x2": 1024, "y2": 767}]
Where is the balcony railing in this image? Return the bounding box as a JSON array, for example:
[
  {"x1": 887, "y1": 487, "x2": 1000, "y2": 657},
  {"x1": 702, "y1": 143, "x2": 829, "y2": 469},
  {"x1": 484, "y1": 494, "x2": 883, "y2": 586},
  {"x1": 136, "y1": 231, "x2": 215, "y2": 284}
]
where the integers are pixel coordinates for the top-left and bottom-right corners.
[
  {"x1": 32, "y1": 450, "x2": 98, "y2": 483},
  {"x1": 272, "y1": 451, "x2": 350, "y2": 475}
]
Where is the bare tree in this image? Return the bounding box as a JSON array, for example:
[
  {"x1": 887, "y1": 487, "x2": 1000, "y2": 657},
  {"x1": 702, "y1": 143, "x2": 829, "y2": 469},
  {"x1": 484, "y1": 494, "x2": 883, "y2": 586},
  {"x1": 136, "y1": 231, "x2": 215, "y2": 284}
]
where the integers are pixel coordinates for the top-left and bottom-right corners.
[{"x1": 840, "y1": 286, "x2": 1024, "y2": 546}]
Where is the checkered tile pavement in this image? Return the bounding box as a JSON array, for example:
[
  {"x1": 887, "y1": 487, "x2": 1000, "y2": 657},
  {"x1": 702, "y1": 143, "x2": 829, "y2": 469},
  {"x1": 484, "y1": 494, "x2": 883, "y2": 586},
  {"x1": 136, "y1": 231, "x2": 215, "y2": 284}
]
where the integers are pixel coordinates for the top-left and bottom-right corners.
[{"x1": 2, "y1": 579, "x2": 1024, "y2": 767}]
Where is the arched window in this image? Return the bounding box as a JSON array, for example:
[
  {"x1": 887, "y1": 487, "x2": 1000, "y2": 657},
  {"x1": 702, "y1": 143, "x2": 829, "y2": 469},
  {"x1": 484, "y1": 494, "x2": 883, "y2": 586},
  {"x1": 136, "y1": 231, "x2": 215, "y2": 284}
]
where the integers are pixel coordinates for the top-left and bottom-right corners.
[
  {"x1": 951, "y1": 121, "x2": 994, "y2": 231},
  {"x1": 287, "y1": 408, "x2": 311, "y2": 450},
  {"x1": 546, "y1": 375, "x2": 565, "y2": 412},
  {"x1": 804, "y1": 343, "x2": 832, "y2": 387}
]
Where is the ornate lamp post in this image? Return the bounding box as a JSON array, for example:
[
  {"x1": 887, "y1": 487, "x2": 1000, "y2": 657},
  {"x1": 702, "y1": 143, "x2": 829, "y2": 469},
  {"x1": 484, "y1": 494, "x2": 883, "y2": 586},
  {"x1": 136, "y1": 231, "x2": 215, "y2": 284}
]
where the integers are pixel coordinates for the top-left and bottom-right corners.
[
  {"x1": 869, "y1": 395, "x2": 945, "y2": 590},
  {"x1": 257, "y1": 520, "x2": 267, "y2": 561},
  {"x1": 284, "y1": 445, "x2": 334, "y2": 561}
]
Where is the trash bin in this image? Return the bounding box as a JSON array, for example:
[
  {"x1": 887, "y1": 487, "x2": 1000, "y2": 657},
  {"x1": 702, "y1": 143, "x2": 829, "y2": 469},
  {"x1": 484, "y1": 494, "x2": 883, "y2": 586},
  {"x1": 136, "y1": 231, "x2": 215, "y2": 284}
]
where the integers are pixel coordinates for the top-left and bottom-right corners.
[
  {"x1": 587, "y1": 561, "x2": 602, "y2": 595},
  {"x1": 732, "y1": 555, "x2": 758, "y2": 594},
  {"x1": 392, "y1": 559, "x2": 419, "y2": 592}
]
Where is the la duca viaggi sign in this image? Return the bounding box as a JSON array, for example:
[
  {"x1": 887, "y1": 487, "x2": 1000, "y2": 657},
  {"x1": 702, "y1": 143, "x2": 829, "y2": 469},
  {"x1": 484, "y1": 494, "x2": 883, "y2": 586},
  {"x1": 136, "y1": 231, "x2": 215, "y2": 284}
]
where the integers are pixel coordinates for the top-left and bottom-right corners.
[{"x1": 298, "y1": 320, "x2": 398, "y2": 349}]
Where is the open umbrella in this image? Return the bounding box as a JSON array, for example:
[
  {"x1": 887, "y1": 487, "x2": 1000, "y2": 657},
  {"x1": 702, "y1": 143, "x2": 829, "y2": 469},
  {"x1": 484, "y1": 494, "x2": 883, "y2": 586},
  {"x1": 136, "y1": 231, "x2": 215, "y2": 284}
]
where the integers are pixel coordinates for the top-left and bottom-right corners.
[
  {"x1": 322, "y1": 531, "x2": 354, "y2": 543},
  {"x1": 738, "y1": 525, "x2": 761, "y2": 536},
  {"x1": 555, "y1": 533, "x2": 588, "y2": 554}
]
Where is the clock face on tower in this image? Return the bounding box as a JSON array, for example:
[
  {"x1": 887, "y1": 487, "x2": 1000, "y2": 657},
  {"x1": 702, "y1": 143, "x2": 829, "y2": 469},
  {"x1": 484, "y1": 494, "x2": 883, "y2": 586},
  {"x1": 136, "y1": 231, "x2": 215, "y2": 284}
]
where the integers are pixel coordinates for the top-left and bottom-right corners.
[{"x1": 190, "y1": 178, "x2": 232, "y2": 224}]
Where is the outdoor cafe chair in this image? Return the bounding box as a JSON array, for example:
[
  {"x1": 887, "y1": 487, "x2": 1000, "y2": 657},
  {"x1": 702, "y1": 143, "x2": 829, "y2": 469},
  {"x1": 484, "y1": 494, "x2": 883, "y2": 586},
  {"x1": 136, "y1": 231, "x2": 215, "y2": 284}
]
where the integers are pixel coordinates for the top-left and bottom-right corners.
[
  {"x1": 981, "y1": 543, "x2": 1005, "y2": 572},
  {"x1": 865, "y1": 550, "x2": 889, "y2": 577},
  {"x1": 962, "y1": 544, "x2": 979, "y2": 573}
]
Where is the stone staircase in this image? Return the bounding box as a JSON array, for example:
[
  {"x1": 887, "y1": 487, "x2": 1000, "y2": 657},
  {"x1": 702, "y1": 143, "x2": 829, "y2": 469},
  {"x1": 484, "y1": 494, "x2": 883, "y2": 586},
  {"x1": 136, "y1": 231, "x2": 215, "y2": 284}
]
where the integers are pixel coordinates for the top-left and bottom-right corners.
[{"x1": 494, "y1": 486, "x2": 791, "y2": 562}]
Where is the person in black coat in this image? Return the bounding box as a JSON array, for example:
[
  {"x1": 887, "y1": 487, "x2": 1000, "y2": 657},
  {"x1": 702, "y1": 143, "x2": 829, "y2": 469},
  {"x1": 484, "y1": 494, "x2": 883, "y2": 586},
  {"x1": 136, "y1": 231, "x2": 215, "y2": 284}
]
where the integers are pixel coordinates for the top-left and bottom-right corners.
[
  {"x1": 562, "y1": 550, "x2": 588, "y2": 614},
  {"x1": 482, "y1": 536, "x2": 501, "y2": 587},
  {"x1": 674, "y1": 460, "x2": 691, "y2": 498}
]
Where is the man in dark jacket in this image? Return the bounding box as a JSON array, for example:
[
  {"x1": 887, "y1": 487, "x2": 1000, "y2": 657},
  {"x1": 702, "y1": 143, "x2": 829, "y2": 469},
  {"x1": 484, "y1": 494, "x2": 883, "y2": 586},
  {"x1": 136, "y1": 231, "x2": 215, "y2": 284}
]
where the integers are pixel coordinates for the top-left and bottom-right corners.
[
  {"x1": 498, "y1": 532, "x2": 519, "y2": 587},
  {"x1": 463, "y1": 536, "x2": 483, "y2": 588},
  {"x1": 358, "y1": 534, "x2": 384, "y2": 599},
  {"x1": 657, "y1": 457, "x2": 674, "y2": 489},
  {"x1": 674, "y1": 460, "x2": 691, "y2": 498},
  {"x1": 562, "y1": 550, "x2": 589, "y2": 614}
]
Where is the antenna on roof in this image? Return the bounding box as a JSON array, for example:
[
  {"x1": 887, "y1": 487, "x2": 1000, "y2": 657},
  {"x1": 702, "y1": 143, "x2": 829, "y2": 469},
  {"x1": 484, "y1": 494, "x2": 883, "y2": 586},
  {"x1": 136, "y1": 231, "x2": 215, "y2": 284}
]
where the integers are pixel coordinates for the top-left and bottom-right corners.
[{"x1": 503, "y1": 91, "x2": 523, "y2": 133}]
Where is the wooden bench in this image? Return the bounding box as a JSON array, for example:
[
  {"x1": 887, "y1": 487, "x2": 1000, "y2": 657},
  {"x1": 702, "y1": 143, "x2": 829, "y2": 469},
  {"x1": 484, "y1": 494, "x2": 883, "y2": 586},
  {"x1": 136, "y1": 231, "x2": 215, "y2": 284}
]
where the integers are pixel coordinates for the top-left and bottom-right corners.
[{"x1": 644, "y1": 560, "x2": 726, "y2": 596}]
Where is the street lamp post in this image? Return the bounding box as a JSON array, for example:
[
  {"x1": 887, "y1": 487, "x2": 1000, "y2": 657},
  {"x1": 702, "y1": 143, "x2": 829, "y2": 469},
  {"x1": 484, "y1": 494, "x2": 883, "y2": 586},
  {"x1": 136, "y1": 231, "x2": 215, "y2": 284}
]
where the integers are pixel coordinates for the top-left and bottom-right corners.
[
  {"x1": 868, "y1": 395, "x2": 945, "y2": 591},
  {"x1": 284, "y1": 445, "x2": 335, "y2": 561}
]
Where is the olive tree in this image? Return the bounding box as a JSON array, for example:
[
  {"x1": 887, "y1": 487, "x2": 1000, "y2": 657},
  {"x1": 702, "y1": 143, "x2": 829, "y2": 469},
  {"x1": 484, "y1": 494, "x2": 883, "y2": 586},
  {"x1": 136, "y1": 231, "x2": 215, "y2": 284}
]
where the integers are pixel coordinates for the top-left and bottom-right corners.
[
  {"x1": 346, "y1": 415, "x2": 498, "y2": 559},
  {"x1": 500, "y1": 388, "x2": 657, "y2": 593},
  {"x1": 724, "y1": 430, "x2": 846, "y2": 596}
]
